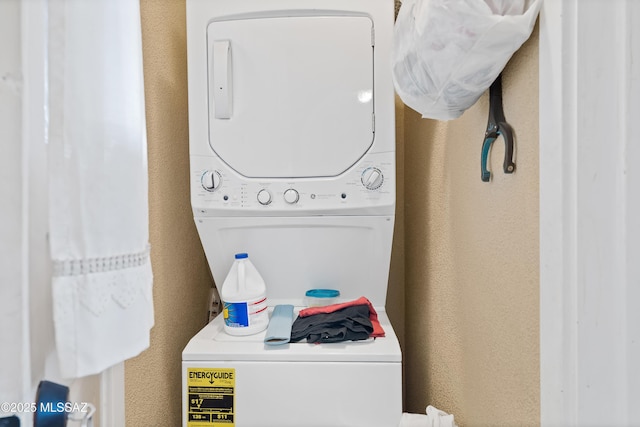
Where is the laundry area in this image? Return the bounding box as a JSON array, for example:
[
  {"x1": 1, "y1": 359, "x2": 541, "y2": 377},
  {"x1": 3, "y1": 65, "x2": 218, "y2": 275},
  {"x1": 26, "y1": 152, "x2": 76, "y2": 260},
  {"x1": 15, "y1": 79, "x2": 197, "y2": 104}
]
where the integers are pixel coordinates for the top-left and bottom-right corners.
[
  {"x1": 129, "y1": 0, "x2": 540, "y2": 426},
  {"x1": 0, "y1": 0, "x2": 540, "y2": 427},
  {"x1": 8, "y1": 0, "x2": 638, "y2": 426}
]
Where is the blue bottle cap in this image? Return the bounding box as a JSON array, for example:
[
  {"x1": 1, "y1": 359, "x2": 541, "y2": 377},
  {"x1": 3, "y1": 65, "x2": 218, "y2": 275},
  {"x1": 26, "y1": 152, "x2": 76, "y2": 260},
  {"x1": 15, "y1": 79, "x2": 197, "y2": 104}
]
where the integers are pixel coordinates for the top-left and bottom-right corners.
[
  {"x1": 235, "y1": 253, "x2": 248, "y2": 259},
  {"x1": 305, "y1": 289, "x2": 340, "y2": 298}
]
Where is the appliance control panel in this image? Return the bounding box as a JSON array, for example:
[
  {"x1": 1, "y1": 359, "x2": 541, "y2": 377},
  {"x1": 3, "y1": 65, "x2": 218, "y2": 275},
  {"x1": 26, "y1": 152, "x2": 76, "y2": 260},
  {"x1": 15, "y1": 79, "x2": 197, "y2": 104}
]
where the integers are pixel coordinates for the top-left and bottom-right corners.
[{"x1": 191, "y1": 152, "x2": 395, "y2": 216}]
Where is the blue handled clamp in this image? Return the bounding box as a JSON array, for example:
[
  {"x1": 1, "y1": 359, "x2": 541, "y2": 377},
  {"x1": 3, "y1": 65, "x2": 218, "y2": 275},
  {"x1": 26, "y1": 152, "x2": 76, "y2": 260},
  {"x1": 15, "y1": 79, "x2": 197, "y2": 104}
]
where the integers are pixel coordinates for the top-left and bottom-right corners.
[{"x1": 481, "y1": 73, "x2": 515, "y2": 182}]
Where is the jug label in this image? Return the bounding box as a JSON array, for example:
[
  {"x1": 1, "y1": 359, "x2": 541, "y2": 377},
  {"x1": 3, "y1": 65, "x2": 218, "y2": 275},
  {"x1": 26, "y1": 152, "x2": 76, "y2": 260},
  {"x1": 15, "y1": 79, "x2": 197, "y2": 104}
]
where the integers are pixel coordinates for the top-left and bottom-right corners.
[{"x1": 223, "y1": 302, "x2": 249, "y2": 327}]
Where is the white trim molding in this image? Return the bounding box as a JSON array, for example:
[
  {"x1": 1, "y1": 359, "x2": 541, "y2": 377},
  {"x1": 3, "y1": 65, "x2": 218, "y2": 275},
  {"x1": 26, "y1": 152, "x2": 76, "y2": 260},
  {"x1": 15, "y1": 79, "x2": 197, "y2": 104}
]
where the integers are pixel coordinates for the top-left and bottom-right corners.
[
  {"x1": 540, "y1": 1, "x2": 640, "y2": 426},
  {"x1": 100, "y1": 363, "x2": 126, "y2": 427}
]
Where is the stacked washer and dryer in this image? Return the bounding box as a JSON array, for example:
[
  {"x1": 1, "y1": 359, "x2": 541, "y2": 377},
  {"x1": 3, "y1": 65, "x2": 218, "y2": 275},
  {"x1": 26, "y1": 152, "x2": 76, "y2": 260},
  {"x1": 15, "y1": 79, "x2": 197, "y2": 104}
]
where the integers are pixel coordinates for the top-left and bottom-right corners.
[{"x1": 182, "y1": 0, "x2": 401, "y2": 425}]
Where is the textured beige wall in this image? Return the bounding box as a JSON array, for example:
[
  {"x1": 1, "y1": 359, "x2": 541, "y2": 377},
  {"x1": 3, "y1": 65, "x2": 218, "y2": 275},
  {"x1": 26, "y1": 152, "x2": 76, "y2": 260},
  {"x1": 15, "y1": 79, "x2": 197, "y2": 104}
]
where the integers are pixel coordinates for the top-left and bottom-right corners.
[
  {"x1": 125, "y1": 1, "x2": 213, "y2": 425},
  {"x1": 403, "y1": 26, "x2": 540, "y2": 426},
  {"x1": 388, "y1": 97, "x2": 407, "y2": 403},
  {"x1": 388, "y1": 98, "x2": 406, "y2": 340}
]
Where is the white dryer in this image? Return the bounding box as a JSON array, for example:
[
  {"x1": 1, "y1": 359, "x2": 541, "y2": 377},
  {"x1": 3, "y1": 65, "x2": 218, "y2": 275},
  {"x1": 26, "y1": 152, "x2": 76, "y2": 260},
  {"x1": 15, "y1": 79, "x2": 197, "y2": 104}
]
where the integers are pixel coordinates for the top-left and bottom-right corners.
[{"x1": 183, "y1": 0, "x2": 400, "y2": 426}]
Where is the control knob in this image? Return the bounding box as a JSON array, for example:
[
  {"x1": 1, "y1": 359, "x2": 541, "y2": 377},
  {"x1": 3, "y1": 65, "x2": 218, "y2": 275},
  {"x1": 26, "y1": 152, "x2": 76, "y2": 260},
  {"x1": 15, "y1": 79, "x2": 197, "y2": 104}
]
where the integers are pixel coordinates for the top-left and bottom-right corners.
[
  {"x1": 257, "y1": 189, "x2": 272, "y2": 205},
  {"x1": 283, "y1": 189, "x2": 299, "y2": 204},
  {"x1": 201, "y1": 170, "x2": 222, "y2": 192},
  {"x1": 361, "y1": 167, "x2": 384, "y2": 190}
]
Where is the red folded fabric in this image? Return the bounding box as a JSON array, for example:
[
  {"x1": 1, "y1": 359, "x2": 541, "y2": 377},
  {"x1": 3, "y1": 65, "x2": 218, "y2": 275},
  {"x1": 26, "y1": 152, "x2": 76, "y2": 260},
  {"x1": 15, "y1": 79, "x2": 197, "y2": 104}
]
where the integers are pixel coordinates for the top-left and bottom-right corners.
[{"x1": 298, "y1": 296, "x2": 385, "y2": 338}]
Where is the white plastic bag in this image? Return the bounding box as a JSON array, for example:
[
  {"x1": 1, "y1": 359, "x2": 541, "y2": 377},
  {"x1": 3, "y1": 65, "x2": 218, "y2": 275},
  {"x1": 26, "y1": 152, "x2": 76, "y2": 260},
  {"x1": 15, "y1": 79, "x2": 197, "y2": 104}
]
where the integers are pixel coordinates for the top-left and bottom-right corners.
[{"x1": 392, "y1": 0, "x2": 541, "y2": 120}]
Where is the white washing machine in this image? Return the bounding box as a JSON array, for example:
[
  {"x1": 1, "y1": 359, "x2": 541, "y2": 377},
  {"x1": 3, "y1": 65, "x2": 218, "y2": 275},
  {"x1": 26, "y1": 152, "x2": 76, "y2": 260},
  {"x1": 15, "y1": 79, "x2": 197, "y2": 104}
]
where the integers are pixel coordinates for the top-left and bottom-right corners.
[{"x1": 183, "y1": 0, "x2": 400, "y2": 426}]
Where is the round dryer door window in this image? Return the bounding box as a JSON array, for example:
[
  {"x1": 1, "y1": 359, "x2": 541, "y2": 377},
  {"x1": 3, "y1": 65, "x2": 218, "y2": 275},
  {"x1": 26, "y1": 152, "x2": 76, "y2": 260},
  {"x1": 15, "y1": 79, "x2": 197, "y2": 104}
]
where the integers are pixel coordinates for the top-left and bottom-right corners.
[{"x1": 207, "y1": 14, "x2": 375, "y2": 178}]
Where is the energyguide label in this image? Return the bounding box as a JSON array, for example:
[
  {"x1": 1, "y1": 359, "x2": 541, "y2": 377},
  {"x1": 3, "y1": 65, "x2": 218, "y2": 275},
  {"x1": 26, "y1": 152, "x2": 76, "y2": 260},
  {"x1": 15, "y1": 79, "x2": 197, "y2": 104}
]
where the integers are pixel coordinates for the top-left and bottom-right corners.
[{"x1": 187, "y1": 368, "x2": 235, "y2": 426}]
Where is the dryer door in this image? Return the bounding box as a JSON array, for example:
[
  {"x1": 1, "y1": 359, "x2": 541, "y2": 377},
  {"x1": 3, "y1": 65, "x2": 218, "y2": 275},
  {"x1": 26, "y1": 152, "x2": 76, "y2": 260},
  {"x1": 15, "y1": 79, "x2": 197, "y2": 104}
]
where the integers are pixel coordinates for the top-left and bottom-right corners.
[{"x1": 207, "y1": 15, "x2": 374, "y2": 178}]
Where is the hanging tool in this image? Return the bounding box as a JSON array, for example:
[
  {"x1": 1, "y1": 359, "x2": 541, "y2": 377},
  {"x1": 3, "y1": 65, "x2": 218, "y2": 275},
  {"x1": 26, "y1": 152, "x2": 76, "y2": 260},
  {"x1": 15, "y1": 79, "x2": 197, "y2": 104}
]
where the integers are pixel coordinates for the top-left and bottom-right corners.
[{"x1": 481, "y1": 73, "x2": 515, "y2": 182}]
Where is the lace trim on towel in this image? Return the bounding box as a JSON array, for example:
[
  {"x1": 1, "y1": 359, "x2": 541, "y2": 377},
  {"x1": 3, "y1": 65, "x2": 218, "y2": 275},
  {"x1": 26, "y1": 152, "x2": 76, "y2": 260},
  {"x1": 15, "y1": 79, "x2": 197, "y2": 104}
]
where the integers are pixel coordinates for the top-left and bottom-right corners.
[
  {"x1": 52, "y1": 246, "x2": 151, "y2": 277},
  {"x1": 52, "y1": 247, "x2": 153, "y2": 318}
]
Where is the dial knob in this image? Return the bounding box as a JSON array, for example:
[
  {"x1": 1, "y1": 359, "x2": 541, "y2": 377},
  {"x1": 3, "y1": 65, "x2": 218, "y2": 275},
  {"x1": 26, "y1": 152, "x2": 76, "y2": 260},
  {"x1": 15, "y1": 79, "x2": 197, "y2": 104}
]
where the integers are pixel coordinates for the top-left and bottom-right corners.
[
  {"x1": 201, "y1": 170, "x2": 222, "y2": 191},
  {"x1": 283, "y1": 189, "x2": 299, "y2": 204},
  {"x1": 361, "y1": 167, "x2": 384, "y2": 190},
  {"x1": 257, "y1": 189, "x2": 272, "y2": 205}
]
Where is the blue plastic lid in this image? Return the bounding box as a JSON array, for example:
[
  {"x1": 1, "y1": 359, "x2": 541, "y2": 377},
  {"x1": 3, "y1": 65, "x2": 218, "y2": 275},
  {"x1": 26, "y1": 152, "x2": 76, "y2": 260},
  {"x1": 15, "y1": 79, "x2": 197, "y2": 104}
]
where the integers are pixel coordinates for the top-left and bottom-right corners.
[
  {"x1": 305, "y1": 289, "x2": 340, "y2": 298},
  {"x1": 235, "y1": 253, "x2": 248, "y2": 259}
]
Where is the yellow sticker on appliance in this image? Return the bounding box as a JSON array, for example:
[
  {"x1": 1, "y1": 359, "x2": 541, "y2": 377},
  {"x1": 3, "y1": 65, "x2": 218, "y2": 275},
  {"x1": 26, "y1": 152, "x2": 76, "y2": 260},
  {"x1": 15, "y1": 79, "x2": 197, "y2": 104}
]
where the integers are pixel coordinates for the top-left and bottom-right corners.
[{"x1": 187, "y1": 368, "x2": 235, "y2": 426}]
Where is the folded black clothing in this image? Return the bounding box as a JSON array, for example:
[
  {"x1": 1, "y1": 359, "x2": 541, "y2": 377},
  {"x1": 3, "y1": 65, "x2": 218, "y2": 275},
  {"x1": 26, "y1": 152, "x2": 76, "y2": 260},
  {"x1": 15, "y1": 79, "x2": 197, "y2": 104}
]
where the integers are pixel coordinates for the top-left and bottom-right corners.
[{"x1": 290, "y1": 304, "x2": 374, "y2": 343}]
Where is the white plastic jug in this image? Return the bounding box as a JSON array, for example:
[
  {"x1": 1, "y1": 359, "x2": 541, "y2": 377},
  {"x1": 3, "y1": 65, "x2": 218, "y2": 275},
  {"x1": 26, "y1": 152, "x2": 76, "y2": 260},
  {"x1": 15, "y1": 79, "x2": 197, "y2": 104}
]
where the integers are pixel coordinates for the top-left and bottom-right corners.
[{"x1": 220, "y1": 253, "x2": 268, "y2": 336}]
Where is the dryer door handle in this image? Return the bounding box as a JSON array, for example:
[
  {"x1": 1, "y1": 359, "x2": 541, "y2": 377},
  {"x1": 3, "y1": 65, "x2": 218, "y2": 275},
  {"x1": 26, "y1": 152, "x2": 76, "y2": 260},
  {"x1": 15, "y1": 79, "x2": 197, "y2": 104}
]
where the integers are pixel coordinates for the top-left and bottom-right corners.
[{"x1": 212, "y1": 40, "x2": 232, "y2": 119}]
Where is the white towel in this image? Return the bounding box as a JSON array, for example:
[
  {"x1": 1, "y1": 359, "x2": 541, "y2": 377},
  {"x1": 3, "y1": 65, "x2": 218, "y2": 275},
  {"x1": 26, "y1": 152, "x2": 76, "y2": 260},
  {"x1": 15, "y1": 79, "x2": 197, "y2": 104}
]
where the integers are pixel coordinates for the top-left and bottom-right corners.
[
  {"x1": 399, "y1": 405, "x2": 458, "y2": 427},
  {"x1": 47, "y1": 0, "x2": 153, "y2": 378},
  {"x1": 399, "y1": 413, "x2": 430, "y2": 427}
]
